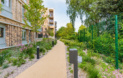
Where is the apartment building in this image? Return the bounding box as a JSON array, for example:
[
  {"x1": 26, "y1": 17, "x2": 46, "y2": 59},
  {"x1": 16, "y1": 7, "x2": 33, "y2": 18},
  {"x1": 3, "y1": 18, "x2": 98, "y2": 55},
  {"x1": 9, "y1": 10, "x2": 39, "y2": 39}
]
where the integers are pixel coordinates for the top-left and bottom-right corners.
[
  {"x1": 41, "y1": 8, "x2": 56, "y2": 38},
  {"x1": 55, "y1": 21, "x2": 57, "y2": 38},
  {"x1": 0, "y1": 0, "x2": 34, "y2": 49}
]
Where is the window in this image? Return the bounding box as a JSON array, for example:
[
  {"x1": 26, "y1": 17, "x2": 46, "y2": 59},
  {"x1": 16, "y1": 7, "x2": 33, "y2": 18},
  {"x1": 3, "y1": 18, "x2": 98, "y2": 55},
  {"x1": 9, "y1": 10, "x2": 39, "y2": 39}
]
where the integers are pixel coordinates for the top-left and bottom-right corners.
[
  {"x1": 2, "y1": 0, "x2": 11, "y2": 7},
  {"x1": 0, "y1": 28, "x2": 4, "y2": 38},
  {"x1": 49, "y1": 24, "x2": 53, "y2": 26},
  {"x1": 22, "y1": 30, "x2": 26, "y2": 40},
  {"x1": 29, "y1": 31, "x2": 31, "y2": 41},
  {"x1": 22, "y1": 6, "x2": 25, "y2": 20}
]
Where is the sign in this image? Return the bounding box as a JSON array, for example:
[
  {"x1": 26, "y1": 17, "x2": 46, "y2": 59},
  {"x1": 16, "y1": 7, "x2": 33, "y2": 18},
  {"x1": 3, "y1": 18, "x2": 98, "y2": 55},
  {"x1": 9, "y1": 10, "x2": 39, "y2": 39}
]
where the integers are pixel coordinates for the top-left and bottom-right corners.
[{"x1": 78, "y1": 56, "x2": 82, "y2": 63}]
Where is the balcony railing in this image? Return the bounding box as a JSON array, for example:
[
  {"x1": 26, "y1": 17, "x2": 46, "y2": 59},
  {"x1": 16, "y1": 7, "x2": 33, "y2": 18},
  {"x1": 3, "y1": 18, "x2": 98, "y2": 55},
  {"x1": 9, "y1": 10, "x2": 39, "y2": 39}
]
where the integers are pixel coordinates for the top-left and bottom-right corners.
[
  {"x1": 50, "y1": 14, "x2": 53, "y2": 17},
  {"x1": 49, "y1": 24, "x2": 54, "y2": 26},
  {"x1": 49, "y1": 20, "x2": 53, "y2": 23}
]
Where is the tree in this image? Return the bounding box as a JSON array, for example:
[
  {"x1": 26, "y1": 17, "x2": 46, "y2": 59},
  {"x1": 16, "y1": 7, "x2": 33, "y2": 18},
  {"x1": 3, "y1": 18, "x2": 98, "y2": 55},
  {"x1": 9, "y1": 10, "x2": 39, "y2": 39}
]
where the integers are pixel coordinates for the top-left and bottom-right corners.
[
  {"x1": 66, "y1": 23, "x2": 74, "y2": 36},
  {"x1": 56, "y1": 23, "x2": 75, "y2": 39},
  {"x1": 56, "y1": 27, "x2": 66, "y2": 38},
  {"x1": 66, "y1": 0, "x2": 123, "y2": 27},
  {"x1": 23, "y1": 0, "x2": 47, "y2": 42},
  {"x1": 78, "y1": 25, "x2": 86, "y2": 31},
  {"x1": 45, "y1": 27, "x2": 54, "y2": 37}
]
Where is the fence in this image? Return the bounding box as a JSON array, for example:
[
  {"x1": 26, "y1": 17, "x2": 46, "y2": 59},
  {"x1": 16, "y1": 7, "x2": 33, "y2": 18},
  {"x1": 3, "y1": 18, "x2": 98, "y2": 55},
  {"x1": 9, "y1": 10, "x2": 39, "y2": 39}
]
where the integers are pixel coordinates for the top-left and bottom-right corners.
[{"x1": 78, "y1": 13, "x2": 123, "y2": 69}]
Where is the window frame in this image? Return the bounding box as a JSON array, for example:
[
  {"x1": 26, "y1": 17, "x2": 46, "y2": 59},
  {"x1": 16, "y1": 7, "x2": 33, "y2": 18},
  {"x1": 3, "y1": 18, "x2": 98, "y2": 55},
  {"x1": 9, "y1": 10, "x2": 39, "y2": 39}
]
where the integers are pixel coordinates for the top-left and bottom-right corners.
[
  {"x1": 0, "y1": 27, "x2": 4, "y2": 38},
  {"x1": 22, "y1": 29, "x2": 26, "y2": 40},
  {"x1": 1, "y1": 0, "x2": 11, "y2": 8},
  {"x1": 22, "y1": 6, "x2": 25, "y2": 20},
  {"x1": 29, "y1": 30, "x2": 31, "y2": 41}
]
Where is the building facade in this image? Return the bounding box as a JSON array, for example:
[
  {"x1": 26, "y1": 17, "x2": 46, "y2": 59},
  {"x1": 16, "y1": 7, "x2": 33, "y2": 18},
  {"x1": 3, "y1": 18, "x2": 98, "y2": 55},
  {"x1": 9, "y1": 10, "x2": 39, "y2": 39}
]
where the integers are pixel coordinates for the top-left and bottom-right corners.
[
  {"x1": 41, "y1": 8, "x2": 56, "y2": 38},
  {"x1": 0, "y1": 0, "x2": 34, "y2": 49}
]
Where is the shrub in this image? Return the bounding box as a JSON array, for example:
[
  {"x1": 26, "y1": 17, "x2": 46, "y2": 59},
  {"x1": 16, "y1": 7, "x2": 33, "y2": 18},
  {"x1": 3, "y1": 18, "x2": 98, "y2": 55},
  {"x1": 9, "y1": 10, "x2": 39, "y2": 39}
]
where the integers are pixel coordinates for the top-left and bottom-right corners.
[
  {"x1": 102, "y1": 56, "x2": 115, "y2": 64},
  {"x1": 12, "y1": 58, "x2": 18, "y2": 66},
  {"x1": 87, "y1": 65, "x2": 99, "y2": 78},
  {"x1": 43, "y1": 43, "x2": 52, "y2": 50},
  {"x1": 2, "y1": 64, "x2": 9, "y2": 69},
  {"x1": 29, "y1": 54, "x2": 35, "y2": 59},
  {"x1": 26, "y1": 47, "x2": 35, "y2": 56},
  {"x1": 70, "y1": 69, "x2": 73, "y2": 73},
  {"x1": 39, "y1": 47, "x2": 46, "y2": 53},
  {"x1": 89, "y1": 33, "x2": 114, "y2": 56},
  {"x1": 54, "y1": 40, "x2": 57, "y2": 45},
  {"x1": 78, "y1": 50, "x2": 86, "y2": 56},
  {"x1": 79, "y1": 63, "x2": 99, "y2": 78},
  {"x1": 0, "y1": 50, "x2": 11, "y2": 66},
  {"x1": 118, "y1": 39, "x2": 123, "y2": 62},
  {"x1": 17, "y1": 59, "x2": 26, "y2": 67},
  {"x1": 83, "y1": 56, "x2": 95, "y2": 65}
]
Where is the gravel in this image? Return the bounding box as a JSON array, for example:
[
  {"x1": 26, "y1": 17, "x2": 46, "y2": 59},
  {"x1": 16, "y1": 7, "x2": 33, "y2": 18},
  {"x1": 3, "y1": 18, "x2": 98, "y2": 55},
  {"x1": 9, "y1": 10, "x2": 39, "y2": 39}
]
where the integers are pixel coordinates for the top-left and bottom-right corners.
[
  {"x1": 0, "y1": 52, "x2": 49, "y2": 78},
  {"x1": 66, "y1": 46, "x2": 87, "y2": 78}
]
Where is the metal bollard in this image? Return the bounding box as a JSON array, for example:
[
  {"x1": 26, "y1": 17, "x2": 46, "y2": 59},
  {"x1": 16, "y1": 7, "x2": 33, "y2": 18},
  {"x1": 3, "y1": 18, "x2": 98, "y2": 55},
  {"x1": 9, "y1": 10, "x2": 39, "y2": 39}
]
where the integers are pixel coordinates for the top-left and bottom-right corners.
[
  {"x1": 37, "y1": 46, "x2": 39, "y2": 59},
  {"x1": 69, "y1": 49, "x2": 78, "y2": 78},
  {"x1": 52, "y1": 41, "x2": 54, "y2": 46}
]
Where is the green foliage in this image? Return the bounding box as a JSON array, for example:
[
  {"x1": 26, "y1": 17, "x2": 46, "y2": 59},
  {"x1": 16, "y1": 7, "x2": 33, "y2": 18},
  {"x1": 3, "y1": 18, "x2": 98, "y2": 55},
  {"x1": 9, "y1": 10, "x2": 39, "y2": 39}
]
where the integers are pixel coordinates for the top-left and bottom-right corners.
[
  {"x1": 49, "y1": 29, "x2": 54, "y2": 37},
  {"x1": 2, "y1": 64, "x2": 9, "y2": 69},
  {"x1": 102, "y1": 56, "x2": 115, "y2": 64},
  {"x1": 56, "y1": 23, "x2": 75, "y2": 39},
  {"x1": 0, "y1": 50, "x2": 11, "y2": 66},
  {"x1": 119, "y1": 39, "x2": 123, "y2": 62},
  {"x1": 29, "y1": 54, "x2": 35, "y2": 59},
  {"x1": 12, "y1": 58, "x2": 18, "y2": 66},
  {"x1": 66, "y1": 0, "x2": 123, "y2": 26},
  {"x1": 39, "y1": 47, "x2": 46, "y2": 53},
  {"x1": 83, "y1": 56, "x2": 95, "y2": 65},
  {"x1": 78, "y1": 25, "x2": 86, "y2": 32},
  {"x1": 0, "y1": 38, "x2": 54, "y2": 67},
  {"x1": 70, "y1": 69, "x2": 73, "y2": 73},
  {"x1": 60, "y1": 39, "x2": 83, "y2": 47},
  {"x1": 23, "y1": 0, "x2": 47, "y2": 32},
  {"x1": 44, "y1": 43, "x2": 52, "y2": 50},
  {"x1": 79, "y1": 63, "x2": 99, "y2": 78},
  {"x1": 54, "y1": 40, "x2": 57, "y2": 45},
  {"x1": 0, "y1": 3, "x2": 2, "y2": 11},
  {"x1": 56, "y1": 27, "x2": 66, "y2": 38}
]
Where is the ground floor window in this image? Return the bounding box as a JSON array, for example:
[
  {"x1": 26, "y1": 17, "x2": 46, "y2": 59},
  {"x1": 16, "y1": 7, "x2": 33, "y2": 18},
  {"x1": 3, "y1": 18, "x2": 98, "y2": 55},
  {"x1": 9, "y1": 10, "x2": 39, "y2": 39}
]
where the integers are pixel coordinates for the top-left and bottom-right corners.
[
  {"x1": 29, "y1": 30, "x2": 31, "y2": 41},
  {"x1": 22, "y1": 29, "x2": 26, "y2": 40},
  {"x1": 0, "y1": 27, "x2": 4, "y2": 38}
]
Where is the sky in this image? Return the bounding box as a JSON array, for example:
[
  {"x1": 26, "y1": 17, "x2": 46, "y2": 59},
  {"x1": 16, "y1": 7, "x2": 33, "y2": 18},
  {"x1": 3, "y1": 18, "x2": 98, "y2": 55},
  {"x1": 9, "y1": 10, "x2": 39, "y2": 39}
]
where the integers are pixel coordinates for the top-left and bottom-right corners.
[{"x1": 43, "y1": 0, "x2": 83, "y2": 32}]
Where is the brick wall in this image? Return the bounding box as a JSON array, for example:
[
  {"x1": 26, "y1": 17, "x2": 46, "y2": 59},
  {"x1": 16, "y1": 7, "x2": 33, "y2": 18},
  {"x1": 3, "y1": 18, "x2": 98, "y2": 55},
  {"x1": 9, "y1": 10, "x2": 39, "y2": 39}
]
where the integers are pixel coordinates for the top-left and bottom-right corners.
[
  {"x1": 5, "y1": 25, "x2": 35, "y2": 47},
  {"x1": 0, "y1": 0, "x2": 35, "y2": 48},
  {"x1": 5, "y1": 25, "x2": 22, "y2": 46}
]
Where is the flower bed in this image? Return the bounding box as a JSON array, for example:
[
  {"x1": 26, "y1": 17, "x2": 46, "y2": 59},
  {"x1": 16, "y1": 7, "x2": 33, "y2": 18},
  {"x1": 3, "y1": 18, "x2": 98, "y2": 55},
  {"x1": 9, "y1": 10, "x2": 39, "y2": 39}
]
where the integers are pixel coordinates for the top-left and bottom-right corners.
[
  {"x1": 0, "y1": 38, "x2": 57, "y2": 78},
  {"x1": 61, "y1": 39, "x2": 123, "y2": 78}
]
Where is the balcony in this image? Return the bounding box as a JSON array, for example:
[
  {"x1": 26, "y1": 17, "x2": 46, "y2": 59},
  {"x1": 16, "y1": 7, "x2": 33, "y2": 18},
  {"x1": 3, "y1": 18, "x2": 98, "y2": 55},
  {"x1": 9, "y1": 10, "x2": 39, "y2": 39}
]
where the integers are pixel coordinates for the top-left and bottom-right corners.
[
  {"x1": 49, "y1": 13, "x2": 53, "y2": 18},
  {"x1": 49, "y1": 20, "x2": 53, "y2": 23},
  {"x1": 49, "y1": 24, "x2": 54, "y2": 26}
]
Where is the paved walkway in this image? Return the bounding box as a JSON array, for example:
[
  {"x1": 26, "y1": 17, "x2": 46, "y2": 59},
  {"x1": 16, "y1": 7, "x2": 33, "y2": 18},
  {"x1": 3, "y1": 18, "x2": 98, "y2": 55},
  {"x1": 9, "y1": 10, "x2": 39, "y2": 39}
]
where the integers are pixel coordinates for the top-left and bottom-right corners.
[{"x1": 16, "y1": 41, "x2": 67, "y2": 78}]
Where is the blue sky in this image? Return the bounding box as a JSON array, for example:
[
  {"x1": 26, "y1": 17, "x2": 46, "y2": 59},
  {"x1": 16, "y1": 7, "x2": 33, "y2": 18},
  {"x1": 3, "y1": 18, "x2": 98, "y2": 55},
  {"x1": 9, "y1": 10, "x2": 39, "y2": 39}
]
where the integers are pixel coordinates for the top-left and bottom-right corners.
[{"x1": 43, "y1": 0, "x2": 83, "y2": 32}]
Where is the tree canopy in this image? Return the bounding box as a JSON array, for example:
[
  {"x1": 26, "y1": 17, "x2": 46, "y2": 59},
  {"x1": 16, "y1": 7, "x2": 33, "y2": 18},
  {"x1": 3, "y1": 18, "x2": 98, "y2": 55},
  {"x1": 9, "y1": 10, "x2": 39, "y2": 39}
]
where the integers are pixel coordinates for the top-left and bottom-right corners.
[
  {"x1": 56, "y1": 23, "x2": 75, "y2": 39},
  {"x1": 66, "y1": 0, "x2": 123, "y2": 26},
  {"x1": 23, "y1": 0, "x2": 47, "y2": 32}
]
